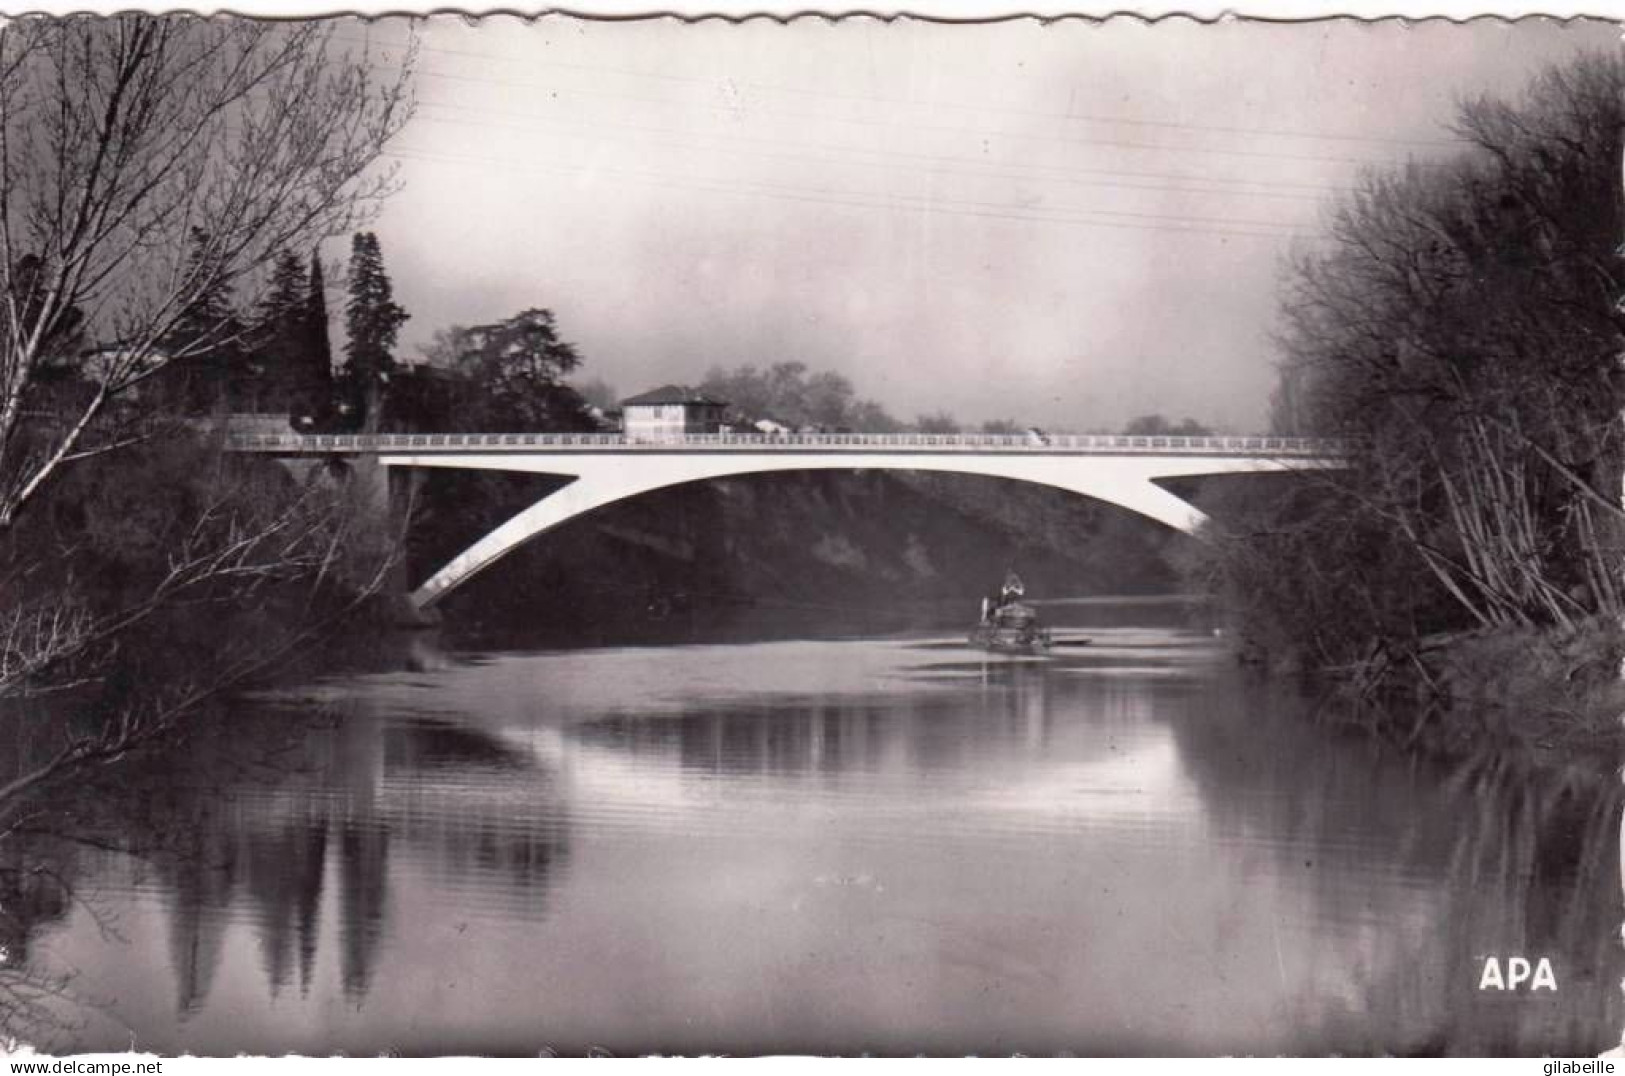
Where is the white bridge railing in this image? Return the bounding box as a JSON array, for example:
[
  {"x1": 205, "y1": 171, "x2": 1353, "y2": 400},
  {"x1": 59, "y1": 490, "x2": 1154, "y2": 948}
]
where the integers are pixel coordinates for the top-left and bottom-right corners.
[{"x1": 225, "y1": 431, "x2": 1347, "y2": 457}]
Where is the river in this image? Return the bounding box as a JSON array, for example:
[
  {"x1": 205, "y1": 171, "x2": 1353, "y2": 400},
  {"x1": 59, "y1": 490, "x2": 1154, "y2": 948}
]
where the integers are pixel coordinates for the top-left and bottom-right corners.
[{"x1": 5, "y1": 602, "x2": 1620, "y2": 1056}]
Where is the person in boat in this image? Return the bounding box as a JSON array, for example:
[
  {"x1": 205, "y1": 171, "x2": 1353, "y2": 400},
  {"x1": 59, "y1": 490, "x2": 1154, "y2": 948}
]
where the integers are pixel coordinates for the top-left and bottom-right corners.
[
  {"x1": 999, "y1": 570, "x2": 1025, "y2": 608},
  {"x1": 978, "y1": 572, "x2": 1022, "y2": 622},
  {"x1": 971, "y1": 573, "x2": 1048, "y2": 649}
]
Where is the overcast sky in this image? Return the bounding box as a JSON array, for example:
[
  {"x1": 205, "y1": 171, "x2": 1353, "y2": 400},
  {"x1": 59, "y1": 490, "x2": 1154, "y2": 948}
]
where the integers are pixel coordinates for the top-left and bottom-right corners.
[{"x1": 339, "y1": 16, "x2": 1622, "y2": 433}]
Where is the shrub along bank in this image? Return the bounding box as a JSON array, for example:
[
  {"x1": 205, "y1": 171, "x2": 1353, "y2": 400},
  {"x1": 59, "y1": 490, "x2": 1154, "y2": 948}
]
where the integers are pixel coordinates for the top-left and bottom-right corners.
[{"x1": 1179, "y1": 56, "x2": 1625, "y2": 785}]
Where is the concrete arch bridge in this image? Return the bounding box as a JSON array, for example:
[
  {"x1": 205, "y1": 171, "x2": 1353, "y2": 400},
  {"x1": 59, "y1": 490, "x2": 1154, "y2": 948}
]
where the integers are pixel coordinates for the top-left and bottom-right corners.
[{"x1": 226, "y1": 430, "x2": 1347, "y2": 612}]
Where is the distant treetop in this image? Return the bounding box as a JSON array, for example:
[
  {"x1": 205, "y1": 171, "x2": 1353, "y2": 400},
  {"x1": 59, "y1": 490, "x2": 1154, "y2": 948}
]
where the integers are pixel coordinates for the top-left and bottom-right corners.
[{"x1": 1123, "y1": 414, "x2": 1213, "y2": 437}]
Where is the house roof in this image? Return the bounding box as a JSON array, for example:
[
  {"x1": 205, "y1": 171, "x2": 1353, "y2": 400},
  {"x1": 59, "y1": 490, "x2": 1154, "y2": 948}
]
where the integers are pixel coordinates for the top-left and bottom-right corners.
[{"x1": 620, "y1": 384, "x2": 728, "y2": 408}]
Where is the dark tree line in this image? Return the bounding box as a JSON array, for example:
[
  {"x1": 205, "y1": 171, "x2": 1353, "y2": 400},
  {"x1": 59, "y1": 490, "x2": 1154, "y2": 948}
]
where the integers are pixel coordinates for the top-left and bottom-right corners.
[
  {"x1": 151, "y1": 229, "x2": 412, "y2": 432},
  {"x1": 1193, "y1": 54, "x2": 1625, "y2": 671},
  {"x1": 161, "y1": 242, "x2": 325, "y2": 418}
]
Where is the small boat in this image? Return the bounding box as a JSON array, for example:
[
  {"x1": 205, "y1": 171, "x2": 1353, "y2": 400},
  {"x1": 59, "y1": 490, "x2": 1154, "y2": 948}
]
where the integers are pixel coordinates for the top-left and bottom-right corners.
[{"x1": 968, "y1": 572, "x2": 1053, "y2": 653}]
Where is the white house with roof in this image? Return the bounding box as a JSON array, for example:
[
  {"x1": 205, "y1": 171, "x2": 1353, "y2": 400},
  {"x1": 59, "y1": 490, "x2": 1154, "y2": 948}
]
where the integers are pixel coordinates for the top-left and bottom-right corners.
[{"x1": 619, "y1": 385, "x2": 729, "y2": 441}]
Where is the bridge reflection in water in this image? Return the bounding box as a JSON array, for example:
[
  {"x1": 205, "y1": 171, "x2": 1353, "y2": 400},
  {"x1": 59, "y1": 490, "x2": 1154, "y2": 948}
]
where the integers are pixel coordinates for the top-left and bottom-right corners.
[{"x1": 4, "y1": 627, "x2": 1617, "y2": 1056}]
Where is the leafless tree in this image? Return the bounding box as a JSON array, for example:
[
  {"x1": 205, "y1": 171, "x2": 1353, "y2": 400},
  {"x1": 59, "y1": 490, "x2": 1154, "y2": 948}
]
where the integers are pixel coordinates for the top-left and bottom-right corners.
[
  {"x1": 1268, "y1": 54, "x2": 1625, "y2": 640},
  {"x1": 0, "y1": 15, "x2": 414, "y2": 530}
]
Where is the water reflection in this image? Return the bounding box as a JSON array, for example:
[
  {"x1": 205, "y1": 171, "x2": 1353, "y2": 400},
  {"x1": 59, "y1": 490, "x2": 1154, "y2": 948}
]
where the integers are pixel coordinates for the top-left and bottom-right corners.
[
  {"x1": 3, "y1": 690, "x2": 571, "y2": 1047},
  {"x1": 1167, "y1": 684, "x2": 1622, "y2": 1055},
  {"x1": 0, "y1": 627, "x2": 1617, "y2": 1055},
  {"x1": 242, "y1": 806, "x2": 327, "y2": 999}
]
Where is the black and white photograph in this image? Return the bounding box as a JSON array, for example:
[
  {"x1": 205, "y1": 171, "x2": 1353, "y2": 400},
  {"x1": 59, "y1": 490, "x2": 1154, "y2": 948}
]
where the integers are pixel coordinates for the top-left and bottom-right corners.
[{"x1": 0, "y1": 7, "x2": 1622, "y2": 1058}]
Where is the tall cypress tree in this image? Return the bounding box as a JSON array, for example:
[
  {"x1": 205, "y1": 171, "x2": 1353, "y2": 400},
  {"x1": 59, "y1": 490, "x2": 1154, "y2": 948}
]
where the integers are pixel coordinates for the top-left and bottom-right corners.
[
  {"x1": 343, "y1": 232, "x2": 407, "y2": 432},
  {"x1": 303, "y1": 251, "x2": 334, "y2": 407},
  {"x1": 254, "y1": 248, "x2": 308, "y2": 412},
  {"x1": 162, "y1": 229, "x2": 246, "y2": 414},
  {"x1": 284, "y1": 253, "x2": 334, "y2": 429}
]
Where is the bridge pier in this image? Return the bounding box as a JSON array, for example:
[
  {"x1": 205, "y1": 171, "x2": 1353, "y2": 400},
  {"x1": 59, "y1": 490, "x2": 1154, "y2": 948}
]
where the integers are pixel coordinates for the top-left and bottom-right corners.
[
  {"x1": 263, "y1": 451, "x2": 440, "y2": 628},
  {"x1": 376, "y1": 460, "x2": 441, "y2": 628}
]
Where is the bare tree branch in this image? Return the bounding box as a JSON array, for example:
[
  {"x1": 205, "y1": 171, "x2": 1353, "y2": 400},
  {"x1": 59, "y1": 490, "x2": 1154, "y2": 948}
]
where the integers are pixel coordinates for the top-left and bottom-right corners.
[{"x1": 0, "y1": 16, "x2": 415, "y2": 529}]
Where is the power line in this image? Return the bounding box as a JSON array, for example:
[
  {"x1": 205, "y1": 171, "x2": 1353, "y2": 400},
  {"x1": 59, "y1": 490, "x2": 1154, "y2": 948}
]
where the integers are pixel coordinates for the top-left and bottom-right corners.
[
  {"x1": 399, "y1": 116, "x2": 1313, "y2": 234},
  {"x1": 356, "y1": 31, "x2": 1462, "y2": 152},
  {"x1": 327, "y1": 31, "x2": 1433, "y2": 176},
  {"x1": 411, "y1": 64, "x2": 1424, "y2": 172},
  {"x1": 385, "y1": 143, "x2": 1306, "y2": 239},
  {"x1": 383, "y1": 141, "x2": 1309, "y2": 241},
  {"x1": 414, "y1": 98, "x2": 1351, "y2": 206}
]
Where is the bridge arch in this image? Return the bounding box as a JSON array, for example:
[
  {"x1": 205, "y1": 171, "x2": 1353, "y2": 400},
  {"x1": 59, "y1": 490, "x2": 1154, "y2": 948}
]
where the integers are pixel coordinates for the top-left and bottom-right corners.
[{"x1": 376, "y1": 450, "x2": 1322, "y2": 611}]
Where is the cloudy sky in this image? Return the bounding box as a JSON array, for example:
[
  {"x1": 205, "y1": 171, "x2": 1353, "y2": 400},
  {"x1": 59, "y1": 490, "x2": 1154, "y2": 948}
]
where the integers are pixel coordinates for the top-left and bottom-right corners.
[{"x1": 338, "y1": 16, "x2": 1621, "y2": 433}]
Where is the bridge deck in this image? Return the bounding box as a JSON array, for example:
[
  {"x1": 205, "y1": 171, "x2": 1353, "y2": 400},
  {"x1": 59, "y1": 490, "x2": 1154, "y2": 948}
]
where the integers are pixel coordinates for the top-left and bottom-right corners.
[{"x1": 226, "y1": 431, "x2": 1345, "y2": 458}]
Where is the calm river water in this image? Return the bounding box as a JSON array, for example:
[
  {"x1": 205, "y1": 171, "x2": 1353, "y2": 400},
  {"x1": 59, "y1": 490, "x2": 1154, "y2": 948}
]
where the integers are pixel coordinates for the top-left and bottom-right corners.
[{"x1": 7, "y1": 603, "x2": 1622, "y2": 1056}]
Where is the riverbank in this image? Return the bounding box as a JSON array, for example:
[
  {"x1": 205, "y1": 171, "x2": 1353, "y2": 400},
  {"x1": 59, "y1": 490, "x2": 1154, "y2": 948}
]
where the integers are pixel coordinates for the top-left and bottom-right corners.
[
  {"x1": 1304, "y1": 617, "x2": 1625, "y2": 789},
  {"x1": 0, "y1": 432, "x2": 402, "y2": 822}
]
